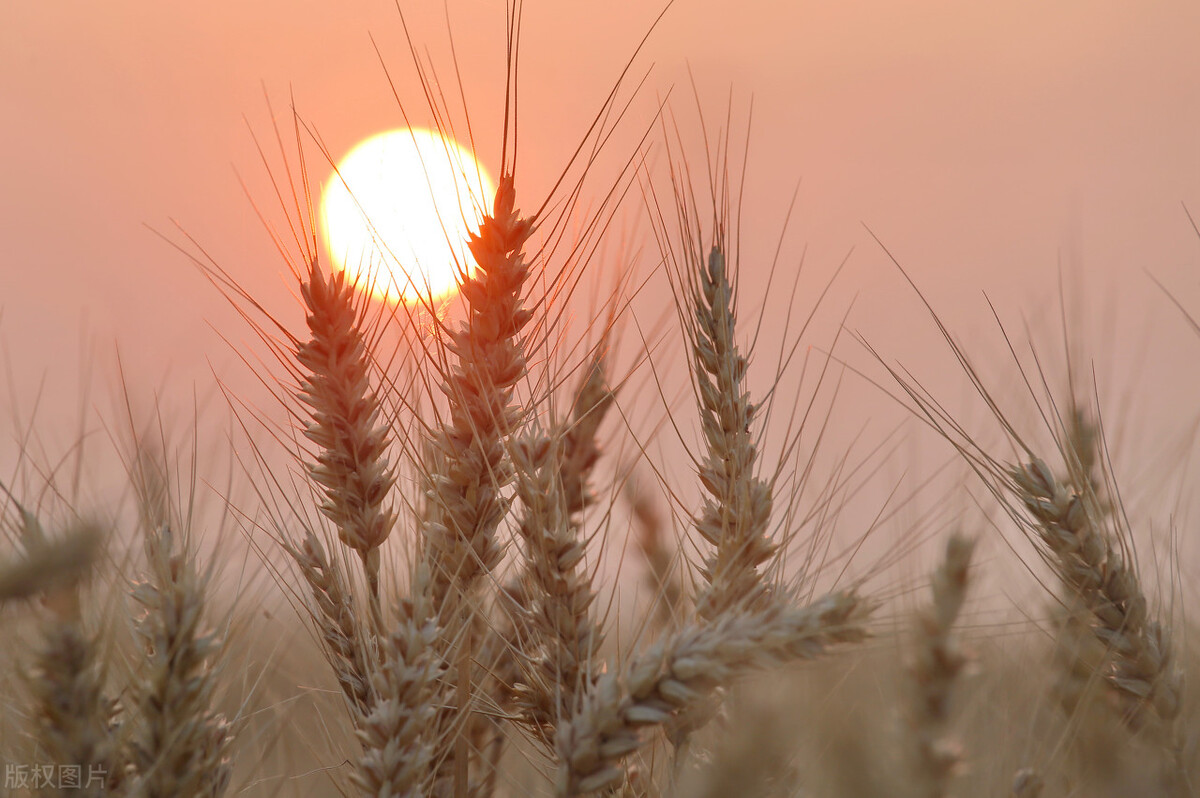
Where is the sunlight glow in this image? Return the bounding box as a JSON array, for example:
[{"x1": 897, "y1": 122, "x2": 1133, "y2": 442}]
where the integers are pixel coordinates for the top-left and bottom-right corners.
[{"x1": 320, "y1": 128, "x2": 496, "y2": 304}]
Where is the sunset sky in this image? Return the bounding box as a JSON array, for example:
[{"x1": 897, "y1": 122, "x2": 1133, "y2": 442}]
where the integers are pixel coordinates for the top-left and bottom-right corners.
[{"x1": 3, "y1": 1, "x2": 1200, "y2": 523}]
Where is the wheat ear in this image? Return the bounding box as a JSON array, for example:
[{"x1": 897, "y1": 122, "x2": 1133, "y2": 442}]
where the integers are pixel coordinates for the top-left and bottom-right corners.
[
  {"x1": 1012, "y1": 460, "x2": 1182, "y2": 735},
  {"x1": 908, "y1": 534, "x2": 975, "y2": 798},
  {"x1": 127, "y1": 523, "x2": 231, "y2": 798},
  {"x1": 687, "y1": 246, "x2": 776, "y2": 622},
  {"x1": 297, "y1": 258, "x2": 396, "y2": 619},
  {"x1": 554, "y1": 591, "x2": 871, "y2": 796},
  {"x1": 415, "y1": 173, "x2": 534, "y2": 796},
  {"x1": 626, "y1": 477, "x2": 684, "y2": 631},
  {"x1": 418, "y1": 172, "x2": 534, "y2": 614},
  {"x1": 1013, "y1": 457, "x2": 1189, "y2": 797},
  {"x1": 30, "y1": 619, "x2": 124, "y2": 797},
  {"x1": 283, "y1": 531, "x2": 375, "y2": 717},
  {"x1": 0, "y1": 520, "x2": 102, "y2": 604},
  {"x1": 510, "y1": 356, "x2": 612, "y2": 744},
  {"x1": 351, "y1": 595, "x2": 443, "y2": 798},
  {"x1": 24, "y1": 519, "x2": 122, "y2": 797}
]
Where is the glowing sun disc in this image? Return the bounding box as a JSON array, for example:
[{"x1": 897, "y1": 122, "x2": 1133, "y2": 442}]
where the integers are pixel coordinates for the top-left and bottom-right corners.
[{"x1": 320, "y1": 128, "x2": 495, "y2": 304}]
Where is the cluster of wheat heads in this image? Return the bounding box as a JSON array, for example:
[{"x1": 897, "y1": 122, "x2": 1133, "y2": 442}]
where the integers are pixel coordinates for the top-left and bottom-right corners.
[
  {"x1": 874, "y1": 286, "x2": 1196, "y2": 796},
  {"x1": 5, "y1": 13, "x2": 1200, "y2": 798},
  {"x1": 0, "y1": 432, "x2": 234, "y2": 798},
  {"x1": 248, "y1": 96, "x2": 876, "y2": 793}
]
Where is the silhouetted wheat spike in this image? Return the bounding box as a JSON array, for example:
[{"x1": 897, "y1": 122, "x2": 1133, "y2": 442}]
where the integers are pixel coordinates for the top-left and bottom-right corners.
[{"x1": 418, "y1": 173, "x2": 533, "y2": 616}]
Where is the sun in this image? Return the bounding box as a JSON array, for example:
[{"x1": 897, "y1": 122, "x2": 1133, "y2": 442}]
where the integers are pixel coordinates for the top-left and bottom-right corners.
[{"x1": 320, "y1": 128, "x2": 496, "y2": 304}]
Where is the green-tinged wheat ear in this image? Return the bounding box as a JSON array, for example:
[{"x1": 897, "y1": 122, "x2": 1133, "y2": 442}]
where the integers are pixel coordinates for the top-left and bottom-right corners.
[
  {"x1": 554, "y1": 591, "x2": 872, "y2": 796},
  {"x1": 128, "y1": 524, "x2": 232, "y2": 798},
  {"x1": 297, "y1": 257, "x2": 396, "y2": 618}
]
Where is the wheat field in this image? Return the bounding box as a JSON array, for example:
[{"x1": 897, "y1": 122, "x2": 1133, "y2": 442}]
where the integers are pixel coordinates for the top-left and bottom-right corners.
[{"x1": 2, "y1": 5, "x2": 1199, "y2": 798}]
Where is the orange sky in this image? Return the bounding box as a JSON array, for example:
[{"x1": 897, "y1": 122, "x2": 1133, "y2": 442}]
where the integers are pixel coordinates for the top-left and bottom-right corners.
[{"x1": 3, "y1": 2, "x2": 1200, "y2": 548}]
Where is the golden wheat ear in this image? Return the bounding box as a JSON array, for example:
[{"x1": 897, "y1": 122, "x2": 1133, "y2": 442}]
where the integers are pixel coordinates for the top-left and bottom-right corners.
[
  {"x1": 1011, "y1": 458, "x2": 1186, "y2": 785},
  {"x1": 350, "y1": 597, "x2": 443, "y2": 798},
  {"x1": 411, "y1": 172, "x2": 538, "y2": 796},
  {"x1": 296, "y1": 256, "x2": 397, "y2": 622}
]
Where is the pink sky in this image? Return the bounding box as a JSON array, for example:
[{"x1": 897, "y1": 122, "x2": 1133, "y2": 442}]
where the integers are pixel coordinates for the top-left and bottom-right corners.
[{"x1": 3, "y1": 2, "x2": 1200, "y2": 554}]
